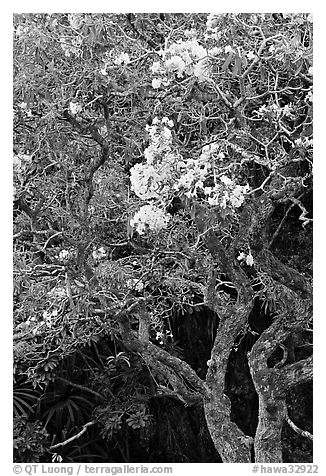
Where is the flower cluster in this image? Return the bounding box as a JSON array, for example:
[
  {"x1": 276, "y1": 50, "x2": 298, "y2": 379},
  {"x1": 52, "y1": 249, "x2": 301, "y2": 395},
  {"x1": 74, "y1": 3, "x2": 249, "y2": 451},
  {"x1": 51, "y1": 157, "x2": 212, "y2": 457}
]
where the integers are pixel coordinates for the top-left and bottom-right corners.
[
  {"x1": 92, "y1": 247, "x2": 107, "y2": 261},
  {"x1": 13, "y1": 153, "x2": 32, "y2": 174},
  {"x1": 294, "y1": 137, "x2": 313, "y2": 149},
  {"x1": 305, "y1": 89, "x2": 313, "y2": 103},
  {"x1": 200, "y1": 141, "x2": 226, "y2": 162},
  {"x1": 237, "y1": 251, "x2": 254, "y2": 266},
  {"x1": 47, "y1": 287, "x2": 66, "y2": 299},
  {"x1": 130, "y1": 117, "x2": 179, "y2": 200},
  {"x1": 129, "y1": 119, "x2": 250, "y2": 235},
  {"x1": 42, "y1": 309, "x2": 59, "y2": 328},
  {"x1": 69, "y1": 101, "x2": 82, "y2": 115},
  {"x1": 126, "y1": 278, "x2": 145, "y2": 292},
  {"x1": 68, "y1": 13, "x2": 84, "y2": 30},
  {"x1": 174, "y1": 157, "x2": 210, "y2": 198},
  {"x1": 150, "y1": 38, "x2": 210, "y2": 88},
  {"x1": 205, "y1": 14, "x2": 224, "y2": 40},
  {"x1": 155, "y1": 329, "x2": 173, "y2": 345},
  {"x1": 19, "y1": 102, "x2": 33, "y2": 117},
  {"x1": 254, "y1": 103, "x2": 295, "y2": 121},
  {"x1": 130, "y1": 204, "x2": 171, "y2": 235},
  {"x1": 58, "y1": 249, "x2": 71, "y2": 261},
  {"x1": 114, "y1": 52, "x2": 130, "y2": 66},
  {"x1": 172, "y1": 143, "x2": 249, "y2": 209},
  {"x1": 203, "y1": 176, "x2": 249, "y2": 209}
]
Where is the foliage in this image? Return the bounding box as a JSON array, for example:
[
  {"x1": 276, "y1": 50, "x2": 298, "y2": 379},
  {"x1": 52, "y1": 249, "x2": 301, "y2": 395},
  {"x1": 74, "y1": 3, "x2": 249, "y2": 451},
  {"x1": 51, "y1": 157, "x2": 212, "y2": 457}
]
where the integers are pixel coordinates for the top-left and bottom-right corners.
[
  {"x1": 13, "y1": 12, "x2": 312, "y2": 463},
  {"x1": 14, "y1": 416, "x2": 50, "y2": 462}
]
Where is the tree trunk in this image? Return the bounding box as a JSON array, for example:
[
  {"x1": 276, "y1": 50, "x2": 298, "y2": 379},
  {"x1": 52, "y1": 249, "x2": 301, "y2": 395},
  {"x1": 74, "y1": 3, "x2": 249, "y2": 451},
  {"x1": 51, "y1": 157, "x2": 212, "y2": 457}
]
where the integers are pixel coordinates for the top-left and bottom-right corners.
[
  {"x1": 204, "y1": 393, "x2": 252, "y2": 462},
  {"x1": 252, "y1": 388, "x2": 287, "y2": 462}
]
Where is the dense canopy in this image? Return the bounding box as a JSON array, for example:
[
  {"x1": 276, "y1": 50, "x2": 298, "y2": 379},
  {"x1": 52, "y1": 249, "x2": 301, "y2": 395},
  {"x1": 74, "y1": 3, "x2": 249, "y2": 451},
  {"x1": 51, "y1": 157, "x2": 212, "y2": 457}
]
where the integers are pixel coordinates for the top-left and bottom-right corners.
[{"x1": 13, "y1": 13, "x2": 313, "y2": 463}]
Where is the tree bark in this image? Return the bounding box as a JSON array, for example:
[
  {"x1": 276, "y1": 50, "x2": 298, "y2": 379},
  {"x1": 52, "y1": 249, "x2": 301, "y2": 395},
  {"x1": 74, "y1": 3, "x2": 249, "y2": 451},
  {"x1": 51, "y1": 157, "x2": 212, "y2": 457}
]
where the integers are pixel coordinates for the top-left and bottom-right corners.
[{"x1": 249, "y1": 276, "x2": 312, "y2": 462}]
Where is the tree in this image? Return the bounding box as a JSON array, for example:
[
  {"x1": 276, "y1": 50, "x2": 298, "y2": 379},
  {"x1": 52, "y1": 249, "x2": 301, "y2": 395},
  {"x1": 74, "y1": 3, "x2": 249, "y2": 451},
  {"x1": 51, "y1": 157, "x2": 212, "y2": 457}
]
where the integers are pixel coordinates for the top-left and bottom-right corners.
[{"x1": 13, "y1": 13, "x2": 313, "y2": 463}]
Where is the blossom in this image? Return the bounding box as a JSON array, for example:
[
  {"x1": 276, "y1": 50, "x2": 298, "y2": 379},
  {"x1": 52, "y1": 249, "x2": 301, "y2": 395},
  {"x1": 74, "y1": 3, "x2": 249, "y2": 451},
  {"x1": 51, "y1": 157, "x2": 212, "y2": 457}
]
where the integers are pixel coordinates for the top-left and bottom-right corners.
[
  {"x1": 203, "y1": 176, "x2": 249, "y2": 210},
  {"x1": 48, "y1": 287, "x2": 66, "y2": 298},
  {"x1": 162, "y1": 117, "x2": 174, "y2": 128},
  {"x1": 13, "y1": 155, "x2": 22, "y2": 173},
  {"x1": 150, "y1": 62, "x2": 161, "y2": 73},
  {"x1": 295, "y1": 137, "x2": 313, "y2": 149},
  {"x1": 246, "y1": 51, "x2": 256, "y2": 60},
  {"x1": 130, "y1": 163, "x2": 162, "y2": 200},
  {"x1": 59, "y1": 249, "x2": 70, "y2": 261},
  {"x1": 155, "y1": 331, "x2": 164, "y2": 344},
  {"x1": 165, "y1": 55, "x2": 186, "y2": 77},
  {"x1": 193, "y1": 60, "x2": 209, "y2": 82},
  {"x1": 305, "y1": 90, "x2": 313, "y2": 103},
  {"x1": 175, "y1": 158, "x2": 210, "y2": 194},
  {"x1": 126, "y1": 279, "x2": 144, "y2": 292},
  {"x1": 92, "y1": 247, "x2": 107, "y2": 260},
  {"x1": 206, "y1": 14, "x2": 219, "y2": 31},
  {"x1": 130, "y1": 204, "x2": 171, "y2": 235},
  {"x1": 114, "y1": 52, "x2": 130, "y2": 66},
  {"x1": 209, "y1": 47, "x2": 222, "y2": 56},
  {"x1": 68, "y1": 13, "x2": 84, "y2": 29},
  {"x1": 100, "y1": 65, "x2": 108, "y2": 76},
  {"x1": 282, "y1": 104, "x2": 295, "y2": 118},
  {"x1": 224, "y1": 45, "x2": 234, "y2": 54},
  {"x1": 246, "y1": 253, "x2": 254, "y2": 266},
  {"x1": 42, "y1": 309, "x2": 58, "y2": 328},
  {"x1": 220, "y1": 175, "x2": 233, "y2": 186},
  {"x1": 152, "y1": 78, "x2": 162, "y2": 89},
  {"x1": 13, "y1": 153, "x2": 32, "y2": 174},
  {"x1": 69, "y1": 101, "x2": 82, "y2": 115},
  {"x1": 150, "y1": 39, "x2": 209, "y2": 83}
]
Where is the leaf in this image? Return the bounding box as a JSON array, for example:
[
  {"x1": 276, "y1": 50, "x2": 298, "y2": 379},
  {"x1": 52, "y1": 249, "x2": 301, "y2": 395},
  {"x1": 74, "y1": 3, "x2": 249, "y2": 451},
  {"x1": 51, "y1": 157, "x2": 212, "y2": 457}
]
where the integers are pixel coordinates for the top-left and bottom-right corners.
[
  {"x1": 232, "y1": 54, "x2": 242, "y2": 77},
  {"x1": 88, "y1": 26, "x2": 97, "y2": 41},
  {"x1": 294, "y1": 61, "x2": 303, "y2": 76},
  {"x1": 221, "y1": 51, "x2": 234, "y2": 72}
]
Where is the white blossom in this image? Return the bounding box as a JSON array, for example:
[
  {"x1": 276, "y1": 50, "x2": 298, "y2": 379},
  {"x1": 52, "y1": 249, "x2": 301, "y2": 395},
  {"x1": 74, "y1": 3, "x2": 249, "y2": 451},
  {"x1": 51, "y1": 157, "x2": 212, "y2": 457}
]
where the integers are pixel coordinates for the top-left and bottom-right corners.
[
  {"x1": 208, "y1": 47, "x2": 222, "y2": 56},
  {"x1": 246, "y1": 51, "x2": 256, "y2": 60},
  {"x1": 130, "y1": 204, "x2": 171, "y2": 235},
  {"x1": 165, "y1": 55, "x2": 186, "y2": 77},
  {"x1": 220, "y1": 175, "x2": 233, "y2": 186},
  {"x1": 59, "y1": 249, "x2": 70, "y2": 261},
  {"x1": 68, "y1": 14, "x2": 84, "y2": 29},
  {"x1": 246, "y1": 253, "x2": 254, "y2": 266},
  {"x1": 69, "y1": 101, "x2": 82, "y2": 115},
  {"x1": 150, "y1": 62, "x2": 161, "y2": 73},
  {"x1": 152, "y1": 78, "x2": 162, "y2": 89},
  {"x1": 92, "y1": 247, "x2": 107, "y2": 260},
  {"x1": 114, "y1": 52, "x2": 130, "y2": 66}
]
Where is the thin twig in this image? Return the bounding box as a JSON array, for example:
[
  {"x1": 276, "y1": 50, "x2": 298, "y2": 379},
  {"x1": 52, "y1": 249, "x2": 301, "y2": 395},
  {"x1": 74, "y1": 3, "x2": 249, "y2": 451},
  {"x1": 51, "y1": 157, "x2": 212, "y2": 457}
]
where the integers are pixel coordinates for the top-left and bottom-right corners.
[
  {"x1": 56, "y1": 376, "x2": 107, "y2": 400},
  {"x1": 49, "y1": 420, "x2": 96, "y2": 450}
]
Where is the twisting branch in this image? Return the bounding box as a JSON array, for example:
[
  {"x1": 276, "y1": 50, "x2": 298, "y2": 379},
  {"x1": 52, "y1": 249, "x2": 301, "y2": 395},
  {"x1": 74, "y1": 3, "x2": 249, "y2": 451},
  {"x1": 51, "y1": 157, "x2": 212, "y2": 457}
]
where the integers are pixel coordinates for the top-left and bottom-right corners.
[
  {"x1": 285, "y1": 411, "x2": 313, "y2": 441},
  {"x1": 274, "y1": 344, "x2": 288, "y2": 369},
  {"x1": 279, "y1": 355, "x2": 313, "y2": 390},
  {"x1": 49, "y1": 420, "x2": 96, "y2": 450}
]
